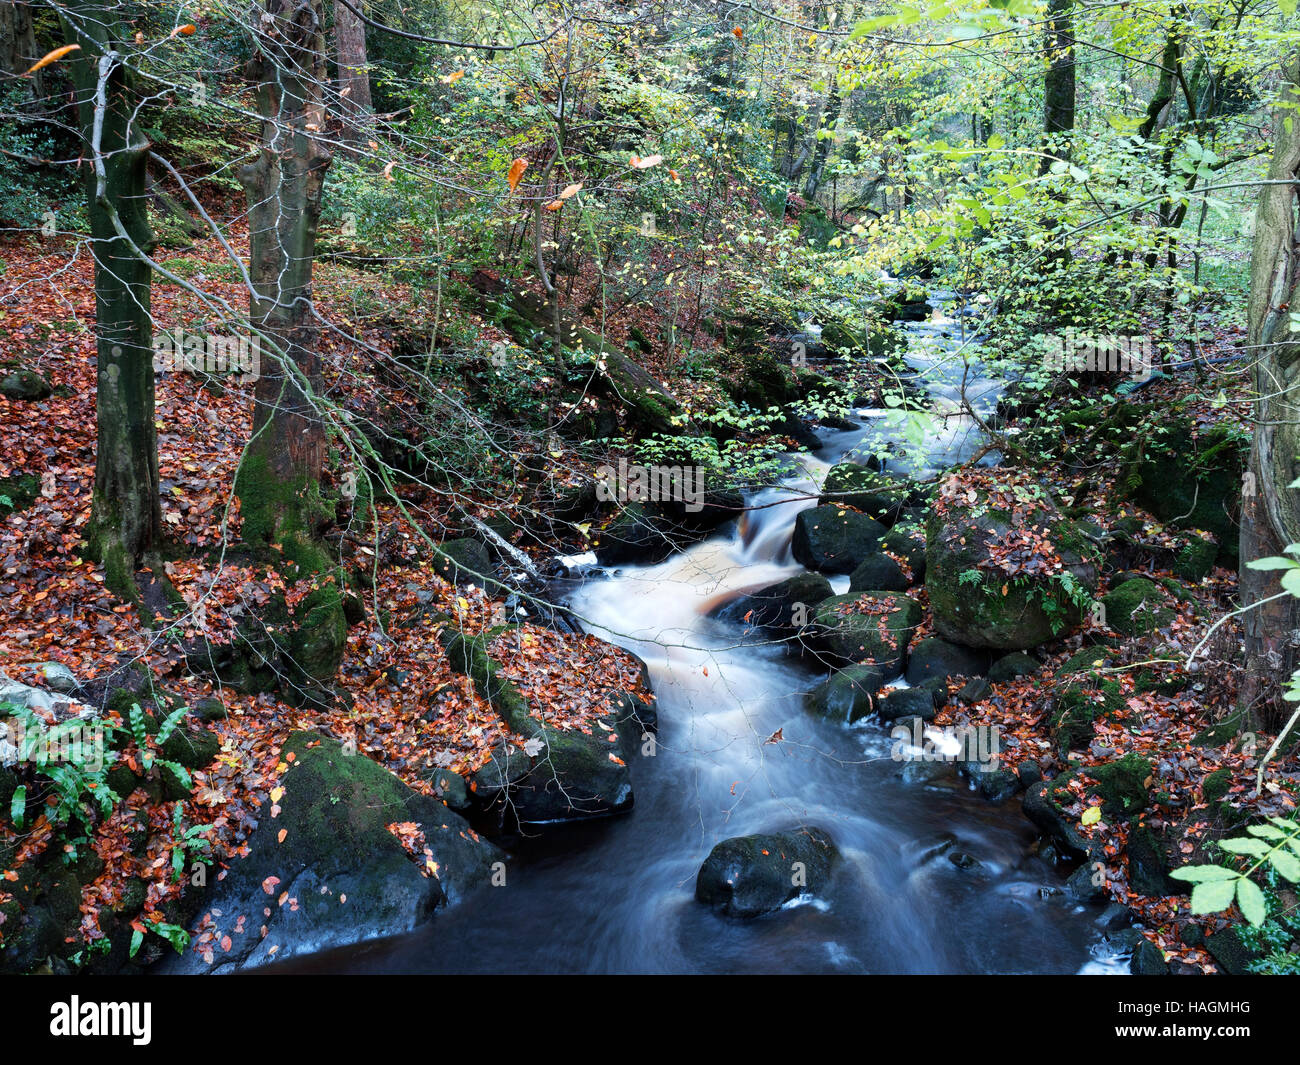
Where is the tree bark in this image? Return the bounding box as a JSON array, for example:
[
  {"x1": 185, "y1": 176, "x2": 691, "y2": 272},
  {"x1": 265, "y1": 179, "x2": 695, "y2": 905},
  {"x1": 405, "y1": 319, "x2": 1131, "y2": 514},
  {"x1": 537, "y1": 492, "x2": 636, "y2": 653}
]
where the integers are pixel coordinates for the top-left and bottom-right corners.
[
  {"x1": 332, "y1": 0, "x2": 372, "y2": 144},
  {"x1": 1040, "y1": 0, "x2": 1075, "y2": 173},
  {"x1": 65, "y1": 2, "x2": 161, "y2": 594},
  {"x1": 1240, "y1": 55, "x2": 1300, "y2": 729},
  {"x1": 0, "y1": 2, "x2": 44, "y2": 98},
  {"x1": 237, "y1": 0, "x2": 335, "y2": 570}
]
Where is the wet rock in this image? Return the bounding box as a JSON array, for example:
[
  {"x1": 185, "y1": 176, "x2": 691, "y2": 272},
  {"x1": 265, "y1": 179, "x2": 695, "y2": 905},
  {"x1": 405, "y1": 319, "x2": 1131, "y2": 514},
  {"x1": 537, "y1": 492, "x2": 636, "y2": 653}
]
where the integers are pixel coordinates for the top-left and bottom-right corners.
[
  {"x1": 904, "y1": 638, "x2": 989, "y2": 686},
  {"x1": 717, "y1": 572, "x2": 834, "y2": 632},
  {"x1": 848, "y1": 553, "x2": 909, "y2": 594},
  {"x1": 988, "y1": 651, "x2": 1040, "y2": 683},
  {"x1": 807, "y1": 591, "x2": 922, "y2": 671},
  {"x1": 875, "y1": 686, "x2": 936, "y2": 722},
  {"x1": 161, "y1": 731, "x2": 502, "y2": 973},
  {"x1": 593, "y1": 503, "x2": 699, "y2": 566},
  {"x1": 1130, "y1": 937, "x2": 1170, "y2": 975},
  {"x1": 806, "y1": 665, "x2": 886, "y2": 723},
  {"x1": 791, "y1": 505, "x2": 886, "y2": 574},
  {"x1": 695, "y1": 827, "x2": 838, "y2": 918},
  {"x1": 446, "y1": 630, "x2": 646, "y2": 825},
  {"x1": 818, "y1": 464, "x2": 912, "y2": 525}
]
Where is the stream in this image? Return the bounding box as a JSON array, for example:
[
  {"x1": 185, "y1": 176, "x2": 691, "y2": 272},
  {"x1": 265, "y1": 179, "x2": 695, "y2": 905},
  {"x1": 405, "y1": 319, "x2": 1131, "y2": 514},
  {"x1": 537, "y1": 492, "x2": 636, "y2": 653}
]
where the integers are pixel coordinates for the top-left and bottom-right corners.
[{"x1": 288, "y1": 292, "x2": 1130, "y2": 974}]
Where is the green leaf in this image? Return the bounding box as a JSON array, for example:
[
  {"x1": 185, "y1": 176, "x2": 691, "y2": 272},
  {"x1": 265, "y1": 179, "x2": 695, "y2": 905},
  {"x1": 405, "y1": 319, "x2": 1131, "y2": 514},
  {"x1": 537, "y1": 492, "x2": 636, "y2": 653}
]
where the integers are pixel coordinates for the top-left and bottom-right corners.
[
  {"x1": 1189, "y1": 878, "x2": 1238, "y2": 914},
  {"x1": 986, "y1": 134, "x2": 1005, "y2": 150},
  {"x1": 1170, "y1": 864, "x2": 1239, "y2": 883},
  {"x1": 10, "y1": 785, "x2": 25, "y2": 830},
  {"x1": 129, "y1": 928, "x2": 143, "y2": 957},
  {"x1": 1219, "y1": 837, "x2": 1270, "y2": 857},
  {"x1": 1268, "y1": 848, "x2": 1300, "y2": 882},
  {"x1": 1236, "y1": 878, "x2": 1267, "y2": 926},
  {"x1": 1245, "y1": 557, "x2": 1297, "y2": 571}
]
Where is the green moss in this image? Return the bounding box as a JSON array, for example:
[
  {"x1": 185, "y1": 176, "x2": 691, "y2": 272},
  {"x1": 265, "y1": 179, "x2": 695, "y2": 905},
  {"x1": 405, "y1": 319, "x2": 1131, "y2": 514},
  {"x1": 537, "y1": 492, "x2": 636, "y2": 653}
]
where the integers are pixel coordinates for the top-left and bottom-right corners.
[
  {"x1": 1203, "y1": 767, "x2": 1233, "y2": 804},
  {"x1": 1101, "y1": 578, "x2": 1173, "y2": 636},
  {"x1": 1086, "y1": 754, "x2": 1152, "y2": 816}
]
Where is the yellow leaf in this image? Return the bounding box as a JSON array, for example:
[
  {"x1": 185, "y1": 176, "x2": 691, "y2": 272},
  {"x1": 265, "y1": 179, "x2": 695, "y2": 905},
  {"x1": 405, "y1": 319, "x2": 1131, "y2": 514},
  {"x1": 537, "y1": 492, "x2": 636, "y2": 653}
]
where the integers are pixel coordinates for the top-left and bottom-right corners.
[
  {"x1": 25, "y1": 44, "x2": 80, "y2": 76},
  {"x1": 1081, "y1": 806, "x2": 1101, "y2": 826},
  {"x1": 558, "y1": 182, "x2": 582, "y2": 200}
]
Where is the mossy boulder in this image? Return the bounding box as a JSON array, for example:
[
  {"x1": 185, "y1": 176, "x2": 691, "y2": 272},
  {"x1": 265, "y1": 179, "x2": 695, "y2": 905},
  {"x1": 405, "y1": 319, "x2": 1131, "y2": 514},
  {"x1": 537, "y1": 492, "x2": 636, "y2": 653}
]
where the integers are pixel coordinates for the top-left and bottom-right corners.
[
  {"x1": 807, "y1": 592, "x2": 923, "y2": 672},
  {"x1": 1085, "y1": 754, "x2": 1152, "y2": 818},
  {"x1": 695, "y1": 827, "x2": 839, "y2": 918},
  {"x1": 904, "y1": 638, "x2": 989, "y2": 686},
  {"x1": 792, "y1": 505, "x2": 886, "y2": 574},
  {"x1": 717, "y1": 572, "x2": 834, "y2": 632},
  {"x1": 446, "y1": 629, "x2": 646, "y2": 825},
  {"x1": 1048, "y1": 677, "x2": 1126, "y2": 752},
  {"x1": 0, "y1": 366, "x2": 52, "y2": 400},
  {"x1": 848, "y1": 553, "x2": 909, "y2": 594},
  {"x1": 988, "y1": 651, "x2": 1040, "y2": 682},
  {"x1": 1127, "y1": 418, "x2": 1247, "y2": 564},
  {"x1": 159, "y1": 731, "x2": 503, "y2": 973},
  {"x1": 819, "y1": 464, "x2": 912, "y2": 525},
  {"x1": 1100, "y1": 578, "x2": 1173, "y2": 637},
  {"x1": 926, "y1": 476, "x2": 1099, "y2": 650},
  {"x1": 805, "y1": 665, "x2": 886, "y2": 723},
  {"x1": 433, "y1": 537, "x2": 494, "y2": 587},
  {"x1": 1021, "y1": 775, "x2": 1105, "y2": 864}
]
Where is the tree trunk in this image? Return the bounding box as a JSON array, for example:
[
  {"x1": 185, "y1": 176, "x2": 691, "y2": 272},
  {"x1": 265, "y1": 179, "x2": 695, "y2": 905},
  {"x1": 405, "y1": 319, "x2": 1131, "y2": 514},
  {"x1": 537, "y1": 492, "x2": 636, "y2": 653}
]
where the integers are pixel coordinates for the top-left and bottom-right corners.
[
  {"x1": 802, "y1": 82, "x2": 843, "y2": 203},
  {"x1": 332, "y1": 0, "x2": 372, "y2": 144},
  {"x1": 1240, "y1": 55, "x2": 1300, "y2": 729},
  {"x1": 65, "y1": 3, "x2": 161, "y2": 595},
  {"x1": 0, "y1": 2, "x2": 44, "y2": 98},
  {"x1": 1039, "y1": 0, "x2": 1075, "y2": 173},
  {"x1": 237, "y1": 0, "x2": 335, "y2": 570}
]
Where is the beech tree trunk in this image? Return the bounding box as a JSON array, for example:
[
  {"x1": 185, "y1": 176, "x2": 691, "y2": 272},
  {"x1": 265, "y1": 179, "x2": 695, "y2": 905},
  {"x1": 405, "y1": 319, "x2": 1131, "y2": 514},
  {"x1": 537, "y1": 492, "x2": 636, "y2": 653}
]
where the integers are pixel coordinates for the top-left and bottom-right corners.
[
  {"x1": 65, "y1": 2, "x2": 161, "y2": 593},
  {"x1": 333, "y1": 0, "x2": 372, "y2": 144},
  {"x1": 1240, "y1": 56, "x2": 1300, "y2": 730},
  {"x1": 237, "y1": 0, "x2": 334, "y2": 569}
]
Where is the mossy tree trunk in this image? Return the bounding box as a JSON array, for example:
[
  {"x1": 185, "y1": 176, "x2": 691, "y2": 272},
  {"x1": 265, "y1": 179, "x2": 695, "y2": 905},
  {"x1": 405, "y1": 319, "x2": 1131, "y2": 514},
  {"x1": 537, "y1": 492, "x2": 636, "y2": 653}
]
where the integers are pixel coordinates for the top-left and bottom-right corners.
[
  {"x1": 1240, "y1": 56, "x2": 1300, "y2": 730},
  {"x1": 66, "y1": 2, "x2": 162, "y2": 595},
  {"x1": 237, "y1": 0, "x2": 335, "y2": 573}
]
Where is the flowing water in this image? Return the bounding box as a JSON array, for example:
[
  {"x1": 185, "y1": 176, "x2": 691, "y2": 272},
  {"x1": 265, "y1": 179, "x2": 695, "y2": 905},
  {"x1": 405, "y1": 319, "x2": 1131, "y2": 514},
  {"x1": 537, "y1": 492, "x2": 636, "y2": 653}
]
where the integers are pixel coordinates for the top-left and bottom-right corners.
[{"x1": 293, "y1": 295, "x2": 1129, "y2": 975}]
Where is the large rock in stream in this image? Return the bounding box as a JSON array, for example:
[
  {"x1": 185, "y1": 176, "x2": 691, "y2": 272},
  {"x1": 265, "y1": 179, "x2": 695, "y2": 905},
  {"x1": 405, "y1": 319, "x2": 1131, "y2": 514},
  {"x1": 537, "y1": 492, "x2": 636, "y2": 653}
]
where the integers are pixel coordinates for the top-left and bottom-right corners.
[
  {"x1": 695, "y1": 827, "x2": 839, "y2": 918},
  {"x1": 792, "y1": 505, "x2": 887, "y2": 574},
  {"x1": 446, "y1": 629, "x2": 653, "y2": 825},
  {"x1": 806, "y1": 591, "x2": 923, "y2": 672},
  {"x1": 163, "y1": 731, "x2": 502, "y2": 973},
  {"x1": 926, "y1": 474, "x2": 1099, "y2": 650}
]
